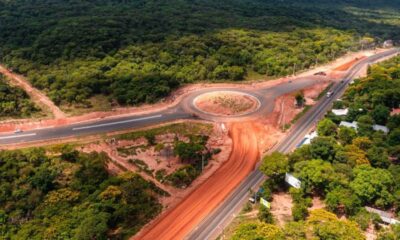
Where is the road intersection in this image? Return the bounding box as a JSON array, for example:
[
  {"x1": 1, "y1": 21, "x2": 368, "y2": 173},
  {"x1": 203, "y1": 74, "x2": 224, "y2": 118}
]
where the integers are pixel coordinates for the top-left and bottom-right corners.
[{"x1": 0, "y1": 48, "x2": 399, "y2": 240}]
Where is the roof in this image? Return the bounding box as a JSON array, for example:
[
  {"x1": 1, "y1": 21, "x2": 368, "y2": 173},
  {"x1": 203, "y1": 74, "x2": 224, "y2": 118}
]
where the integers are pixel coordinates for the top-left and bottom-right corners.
[
  {"x1": 365, "y1": 207, "x2": 400, "y2": 225},
  {"x1": 332, "y1": 108, "x2": 349, "y2": 116},
  {"x1": 391, "y1": 108, "x2": 400, "y2": 116},
  {"x1": 296, "y1": 131, "x2": 318, "y2": 148},
  {"x1": 373, "y1": 124, "x2": 389, "y2": 134},
  {"x1": 339, "y1": 121, "x2": 358, "y2": 130}
]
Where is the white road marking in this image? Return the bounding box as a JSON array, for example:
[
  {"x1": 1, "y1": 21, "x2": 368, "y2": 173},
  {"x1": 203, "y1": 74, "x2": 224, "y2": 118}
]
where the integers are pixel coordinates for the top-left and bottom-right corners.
[
  {"x1": 72, "y1": 114, "x2": 163, "y2": 131},
  {"x1": 0, "y1": 133, "x2": 37, "y2": 140}
]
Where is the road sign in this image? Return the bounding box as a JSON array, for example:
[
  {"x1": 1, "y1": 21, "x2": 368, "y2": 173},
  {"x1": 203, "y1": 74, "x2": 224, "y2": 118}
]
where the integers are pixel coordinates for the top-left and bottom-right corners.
[
  {"x1": 285, "y1": 173, "x2": 301, "y2": 189},
  {"x1": 260, "y1": 198, "x2": 270, "y2": 208}
]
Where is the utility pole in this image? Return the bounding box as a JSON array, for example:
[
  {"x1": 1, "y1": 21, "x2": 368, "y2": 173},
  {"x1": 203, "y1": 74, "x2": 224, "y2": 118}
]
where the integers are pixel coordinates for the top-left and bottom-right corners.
[{"x1": 293, "y1": 63, "x2": 296, "y2": 76}]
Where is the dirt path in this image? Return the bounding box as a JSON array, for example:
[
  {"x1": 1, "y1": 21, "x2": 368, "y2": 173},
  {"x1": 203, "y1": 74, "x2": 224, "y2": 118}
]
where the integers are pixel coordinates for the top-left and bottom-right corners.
[
  {"x1": 0, "y1": 65, "x2": 66, "y2": 119},
  {"x1": 133, "y1": 122, "x2": 260, "y2": 240}
]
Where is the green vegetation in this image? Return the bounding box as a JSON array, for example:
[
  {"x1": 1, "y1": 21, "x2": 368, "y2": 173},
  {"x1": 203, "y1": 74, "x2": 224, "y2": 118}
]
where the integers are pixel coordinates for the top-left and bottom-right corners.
[
  {"x1": 0, "y1": 76, "x2": 40, "y2": 118},
  {"x1": 168, "y1": 135, "x2": 212, "y2": 188},
  {"x1": 232, "y1": 209, "x2": 364, "y2": 240},
  {"x1": 0, "y1": 148, "x2": 162, "y2": 239},
  {"x1": 236, "y1": 53, "x2": 400, "y2": 238},
  {"x1": 3, "y1": 0, "x2": 400, "y2": 108},
  {"x1": 116, "y1": 122, "x2": 212, "y2": 141}
]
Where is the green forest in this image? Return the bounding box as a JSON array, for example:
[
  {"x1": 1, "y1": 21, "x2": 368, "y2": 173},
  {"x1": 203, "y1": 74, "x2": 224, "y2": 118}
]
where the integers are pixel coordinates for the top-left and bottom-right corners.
[
  {"x1": 0, "y1": 75, "x2": 39, "y2": 118},
  {"x1": 232, "y1": 55, "x2": 400, "y2": 238},
  {"x1": 0, "y1": 0, "x2": 399, "y2": 107},
  {"x1": 0, "y1": 148, "x2": 163, "y2": 239}
]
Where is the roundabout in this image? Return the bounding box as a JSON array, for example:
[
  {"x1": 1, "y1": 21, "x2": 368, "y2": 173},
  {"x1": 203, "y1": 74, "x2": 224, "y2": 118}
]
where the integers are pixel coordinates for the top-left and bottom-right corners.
[{"x1": 182, "y1": 89, "x2": 267, "y2": 122}]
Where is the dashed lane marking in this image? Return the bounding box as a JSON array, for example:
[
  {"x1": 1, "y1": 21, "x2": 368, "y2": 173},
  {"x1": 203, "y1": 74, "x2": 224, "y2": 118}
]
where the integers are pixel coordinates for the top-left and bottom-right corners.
[{"x1": 72, "y1": 115, "x2": 163, "y2": 131}]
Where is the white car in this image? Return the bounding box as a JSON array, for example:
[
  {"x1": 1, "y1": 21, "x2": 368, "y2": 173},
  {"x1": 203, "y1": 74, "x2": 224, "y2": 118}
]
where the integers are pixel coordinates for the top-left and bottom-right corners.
[
  {"x1": 326, "y1": 91, "x2": 333, "y2": 98},
  {"x1": 14, "y1": 129, "x2": 23, "y2": 133}
]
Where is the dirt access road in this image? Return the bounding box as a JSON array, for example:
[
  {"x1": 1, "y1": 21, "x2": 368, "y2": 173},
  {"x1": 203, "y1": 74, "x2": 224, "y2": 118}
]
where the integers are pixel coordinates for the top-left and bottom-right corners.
[
  {"x1": 0, "y1": 64, "x2": 66, "y2": 119},
  {"x1": 134, "y1": 122, "x2": 260, "y2": 240}
]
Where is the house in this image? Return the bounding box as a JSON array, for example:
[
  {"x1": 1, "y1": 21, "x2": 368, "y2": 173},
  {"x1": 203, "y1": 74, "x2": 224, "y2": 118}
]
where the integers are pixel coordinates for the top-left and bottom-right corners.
[
  {"x1": 332, "y1": 108, "x2": 349, "y2": 116},
  {"x1": 383, "y1": 40, "x2": 394, "y2": 48},
  {"x1": 366, "y1": 206, "x2": 400, "y2": 225},
  {"x1": 391, "y1": 108, "x2": 400, "y2": 116},
  {"x1": 339, "y1": 121, "x2": 358, "y2": 130},
  {"x1": 373, "y1": 124, "x2": 389, "y2": 134},
  {"x1": 339, "y1": 121, "x2": 389, "y2": 134},
  {"x1": 296, "y1": 131, "x2": 318, "y2": 148}
]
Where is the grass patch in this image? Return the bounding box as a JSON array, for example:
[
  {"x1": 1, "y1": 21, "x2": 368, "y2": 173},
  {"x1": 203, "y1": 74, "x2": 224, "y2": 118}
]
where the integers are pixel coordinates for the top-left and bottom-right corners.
[
  {"x1": 117, "y1": 145, "x2": 147, "y2": 157},
  {"x1": 60, "y1": 95, "x2": 113, "y2": 116},
  {"x1": 116, "y1": 122, "x2": 213, "y2": 141},
  {"x1": 291, "y1": 105, "x2": 312, "y2": 124},
  {"x1": 216, "y1": 203, "x2": 258, "y2": 240},
  {"x1": 315, "y1": 82, "x2": 334, "y2": 100},
  {"x1": 128, "y1": 159, "x2": 154, "y2": 176}
]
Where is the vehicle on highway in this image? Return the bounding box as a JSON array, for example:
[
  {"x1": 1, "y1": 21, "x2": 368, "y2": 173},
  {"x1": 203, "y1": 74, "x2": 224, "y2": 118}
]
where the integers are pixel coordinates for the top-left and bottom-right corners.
[
  {"x1": 14, "y1": 129, "x2": 23, "y2": 133},
  {"x1": 314, "y1": 71, "x2": 327, "y2": 76},
  {"x1": 326, "y1": 91, "x2": 333, "y2": 98}
]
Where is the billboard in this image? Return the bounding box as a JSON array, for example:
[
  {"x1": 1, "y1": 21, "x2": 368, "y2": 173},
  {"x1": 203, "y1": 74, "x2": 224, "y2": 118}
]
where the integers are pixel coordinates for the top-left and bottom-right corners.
[
  {"x1": 260, "y1": 198, "x2": 271, "y2": 209},
  {"x1": 285, "y1": 173, "x2": 301, "y2": 189}
]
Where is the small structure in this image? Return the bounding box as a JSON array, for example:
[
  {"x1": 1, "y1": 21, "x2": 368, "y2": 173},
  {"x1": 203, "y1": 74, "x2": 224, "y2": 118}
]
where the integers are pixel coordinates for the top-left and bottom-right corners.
[
  {"x1": 332, "y1": 108, "x2": 349, "y2": 116},
  {"x1": 373, "y1": 124, "x2": 389, "y2": 134},
  {"x1": 365, "y1": 206, "x2": 400, "y2": 225},
  {"x1": 339, "y1": 121, "x2": 358, "y2": 130},
  {"x1": 391, "y1": 108, "x2": 400, "y2": 116},
  {"x1": 296, "y1": 131, "x2": 318, "y2": 148},
  {"x1": 383, "y1": 40, "x2": 394, "y2": 48}
]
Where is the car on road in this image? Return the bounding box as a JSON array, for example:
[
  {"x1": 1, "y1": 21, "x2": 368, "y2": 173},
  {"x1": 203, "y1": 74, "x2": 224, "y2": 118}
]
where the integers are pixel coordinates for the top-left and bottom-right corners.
[
  {"x1": 314, "y1": 71, "x2": 327, "y2": 76},
  {"x1": 326, "y1": 91, "x2": 334, "y2": 98},
  {"x1": 14, "y1": 129, "x2": 23, "y2": 133}
]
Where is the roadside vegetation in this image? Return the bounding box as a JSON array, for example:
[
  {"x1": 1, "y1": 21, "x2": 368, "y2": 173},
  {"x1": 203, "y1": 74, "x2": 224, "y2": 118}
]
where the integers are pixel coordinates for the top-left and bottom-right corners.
[
  {"x1": 1, "y1": 0, "x2": 399, "y2": 109},
  {"x1": 0, "y1": 148, "x2": 162, "y2": 239},
  {"x1": 0, "y1": 75, "x2": 40, "y2": 119},
  {"x1": 114, "y1": 122, "x2": 219, "y2": 188},
  {"x1": 231, "y1": 54, "x2": 400, "y2": 239}
]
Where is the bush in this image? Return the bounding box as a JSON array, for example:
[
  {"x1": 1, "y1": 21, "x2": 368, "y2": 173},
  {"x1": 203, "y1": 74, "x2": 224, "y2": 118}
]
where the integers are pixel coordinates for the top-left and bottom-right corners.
[
  {"x1": 258, "y1": 205, "x2": 274, "y2": 223},
  {"x1": 292, "y1": 202, "x2": 309, "y2": 221},
  {"x1": 166, "y1": 165, "x2": 199, "y2": 188}
]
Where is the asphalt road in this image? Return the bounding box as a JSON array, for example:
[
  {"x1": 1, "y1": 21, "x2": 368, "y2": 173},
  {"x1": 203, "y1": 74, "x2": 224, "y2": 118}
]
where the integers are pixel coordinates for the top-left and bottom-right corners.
[
  {"x1": 1, "y1": 70, "x2": 328, "y2": 145},
  {"x1": 0, "y1": 48, "x2": 398, "y2": 240},
  {"x1": 186, "y1": 48, "x2": 400, "y2": 240}
]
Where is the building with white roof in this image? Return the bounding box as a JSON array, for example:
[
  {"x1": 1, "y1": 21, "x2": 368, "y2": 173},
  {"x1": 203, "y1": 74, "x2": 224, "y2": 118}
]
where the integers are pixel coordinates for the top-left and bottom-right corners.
[
  {"x1": 339, "y1": 121, "x2": 358, "y2": 130},
  {"x1": 373, "y1": 124, "x2": 389, "y2": 134},
  {"x1": 332, "y1": 108, "x2": 349, "y2": 116}
]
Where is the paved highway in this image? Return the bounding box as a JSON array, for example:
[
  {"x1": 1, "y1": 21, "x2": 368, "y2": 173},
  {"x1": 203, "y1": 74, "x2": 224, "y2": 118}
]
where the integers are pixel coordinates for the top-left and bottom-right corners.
[
  {"x1": 187, "y1": 48, "x2": 400, "y2": 240},
  {"x1": 1, "y1": 73, "x2": 327, "y2": 145},
  {"x1": 0, "y1": 48, "x2": 398, "y2": 240}
]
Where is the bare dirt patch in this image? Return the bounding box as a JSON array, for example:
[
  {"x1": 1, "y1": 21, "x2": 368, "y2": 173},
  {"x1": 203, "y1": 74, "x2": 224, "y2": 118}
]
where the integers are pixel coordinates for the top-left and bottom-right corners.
[
  {"x1": 194, "y1": 91, "x2": 259, "y2": 116},
  {"x1": 271, "y1": 192, "x2": 293, "y2": 226},
  {"x1": 79, "y1": 122, "x2": 232, "y2": 208},
  {"x1": 334, "y1": 56, "x2": 366, "y2": 71},
  {"x1": 309, "y1": 196, "x2": 326, "y2": 211}
]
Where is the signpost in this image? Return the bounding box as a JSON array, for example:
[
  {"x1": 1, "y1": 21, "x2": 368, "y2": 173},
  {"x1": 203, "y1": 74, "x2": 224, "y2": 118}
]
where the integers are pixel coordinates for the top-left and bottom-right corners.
[
  {"x1": 260, "y1": 198, "x2": 271, "y2": 209},
  {"x1": 285, "y1": 173, "x2": 301, "y2": 189}
]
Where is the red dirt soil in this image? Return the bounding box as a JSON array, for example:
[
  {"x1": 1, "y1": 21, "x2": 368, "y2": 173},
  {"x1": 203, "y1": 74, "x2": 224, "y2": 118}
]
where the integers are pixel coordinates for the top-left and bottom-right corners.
[
  {"x1": 333, "y1": 56, "x2": 366, "y2": 71},
  {"x1": 133, "y1": 122, "x2": 260, "y2": 240},
  {"x1": 195, "y1": 92, "x2": 258, "y2": 116}
]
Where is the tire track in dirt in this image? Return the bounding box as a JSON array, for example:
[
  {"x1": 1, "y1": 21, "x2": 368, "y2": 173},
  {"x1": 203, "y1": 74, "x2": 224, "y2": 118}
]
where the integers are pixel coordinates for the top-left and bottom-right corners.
[
  {"x1": 133, "y1": 122, "x2": 259, "y2": 240},
  {"x1": 0, "y1": 64, "x2": 66, "y2": 119}
]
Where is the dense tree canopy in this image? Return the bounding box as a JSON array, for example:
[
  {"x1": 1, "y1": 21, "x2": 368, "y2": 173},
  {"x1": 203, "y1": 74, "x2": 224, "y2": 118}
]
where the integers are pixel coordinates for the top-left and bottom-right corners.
[
  {"x1": 0, "y1": 76, "x2": 39, "y2": 118},
  {"x1": 0, "y1": 148, "x2": 162, "y2": 239},
  {"x1": 1, "y1": 0, "x2": 399, "y2": 107}
]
